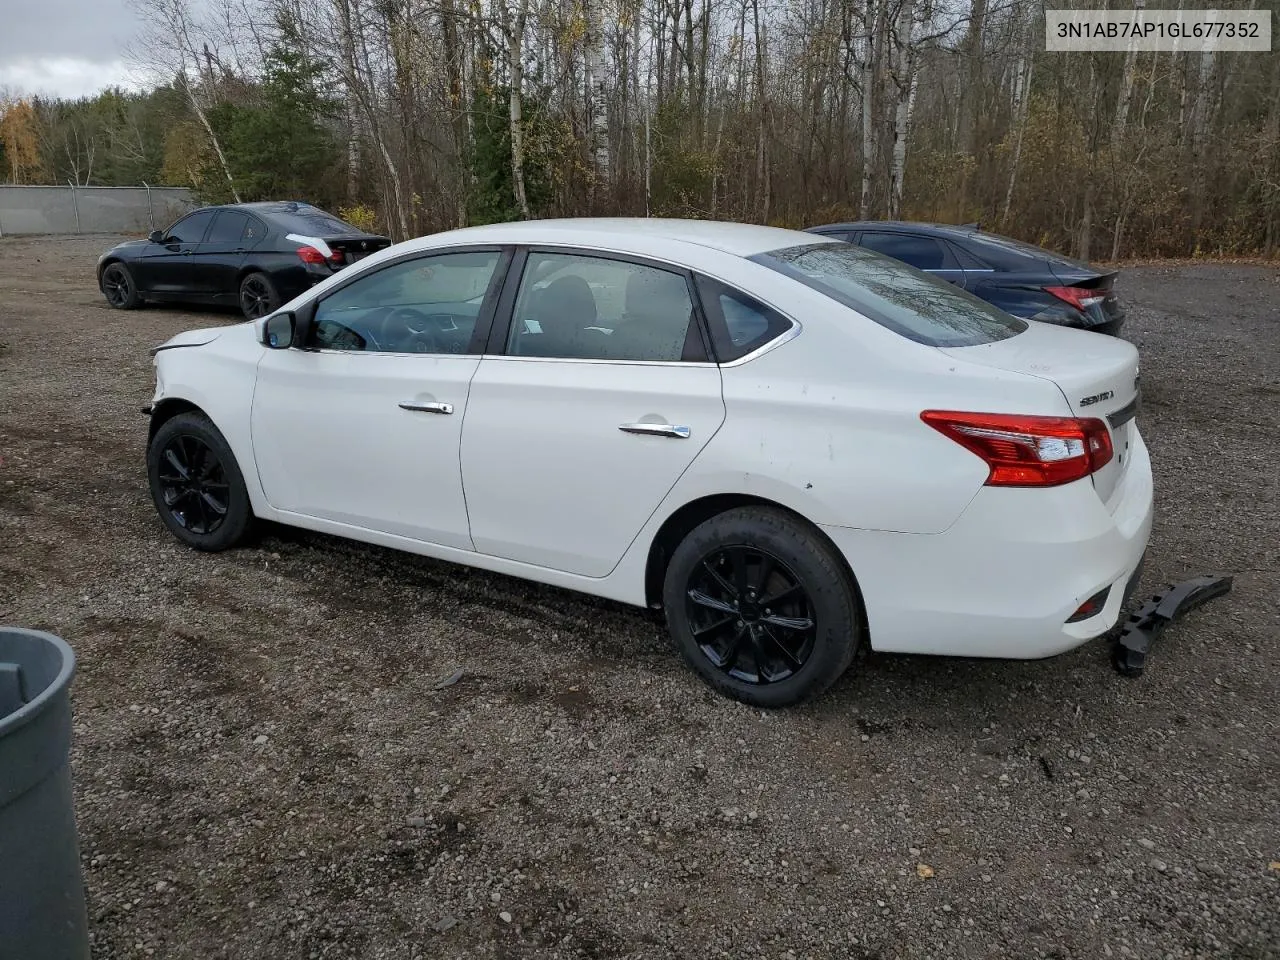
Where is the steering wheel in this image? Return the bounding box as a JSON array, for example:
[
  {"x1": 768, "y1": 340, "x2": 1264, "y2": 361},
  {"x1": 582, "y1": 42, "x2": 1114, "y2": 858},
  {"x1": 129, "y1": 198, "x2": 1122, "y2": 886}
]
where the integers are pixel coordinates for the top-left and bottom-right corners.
[{"x1": 383, "y1": 307, "x2": 445, "y2": 354}]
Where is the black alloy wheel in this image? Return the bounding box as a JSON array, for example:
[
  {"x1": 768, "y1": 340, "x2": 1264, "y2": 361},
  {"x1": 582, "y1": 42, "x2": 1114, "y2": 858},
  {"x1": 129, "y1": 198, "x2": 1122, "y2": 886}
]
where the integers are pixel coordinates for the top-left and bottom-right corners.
[
  {"x1": 239, "y1": 272, "x2": 279, "y2": 320},
  {"x1": 686, "y1": 546, "x2": 817, "y2": 684},
  {"x1": 662, "y1": 506, "x2": 862, "y2": 707},
  {"x1": 147, "y1": 411, "x2": 254, "y2": 551},
  {"x1": 101, "y1": 263, "x2": 141, "y2": 308},
  {"x1": 156, "y1": 434, "x2": 230, "y2": 536}
]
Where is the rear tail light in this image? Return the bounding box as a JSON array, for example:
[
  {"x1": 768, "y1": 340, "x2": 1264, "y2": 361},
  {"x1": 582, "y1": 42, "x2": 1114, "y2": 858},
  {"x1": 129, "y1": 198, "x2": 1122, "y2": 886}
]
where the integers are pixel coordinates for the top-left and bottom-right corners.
[
  {"x1": 1044, "y1": 285, "x2": 1106, "y2": 311},
  {"x1": 920, "y1": 411, "x2": 1113, "y2": 487},
  {"x1": 296, "y1": 245, "x2": 345, "y2": 266}
]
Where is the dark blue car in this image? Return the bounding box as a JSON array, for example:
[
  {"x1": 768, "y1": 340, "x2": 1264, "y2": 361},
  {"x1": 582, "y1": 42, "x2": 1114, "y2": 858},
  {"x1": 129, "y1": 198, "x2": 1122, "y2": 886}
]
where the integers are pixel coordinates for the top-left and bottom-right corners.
[{"x1": 803, "y1": 221, "x2": 1127, "y2": 336}]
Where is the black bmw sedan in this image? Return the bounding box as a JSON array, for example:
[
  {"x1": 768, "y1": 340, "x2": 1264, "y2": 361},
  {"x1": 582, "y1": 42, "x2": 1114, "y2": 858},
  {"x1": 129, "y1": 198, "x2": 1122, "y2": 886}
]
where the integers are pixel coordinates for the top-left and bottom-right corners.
[
  {"x1": 804, "y1": 220, "x2": 1127, "y2": 336},
  {"x1": 97, "y1": 201, "x2": 391, "y2": 320}
]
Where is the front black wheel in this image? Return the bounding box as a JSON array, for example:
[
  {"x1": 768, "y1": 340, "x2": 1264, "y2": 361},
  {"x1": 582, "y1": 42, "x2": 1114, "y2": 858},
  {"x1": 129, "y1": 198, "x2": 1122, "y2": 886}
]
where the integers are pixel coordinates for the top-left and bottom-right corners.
[
  {"x1": 663, "y1": 507, "x2": 863, "y2": 708},
  {"x1": 101, "y1": 262, "x2": 142, "y2": 309},
  {"x1": 147, "y1": 412, "x2": 253, "y2": 551},
  {"x1": 239, "y1": 271, "x2": 280, "y2": 320}
]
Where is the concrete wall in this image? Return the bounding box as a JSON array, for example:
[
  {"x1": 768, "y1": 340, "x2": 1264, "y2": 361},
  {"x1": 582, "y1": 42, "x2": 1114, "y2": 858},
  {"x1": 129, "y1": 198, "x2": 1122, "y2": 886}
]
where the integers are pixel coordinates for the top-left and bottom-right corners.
[{"x1": 0, "y1": 185, "x2": 197, "y2": 236}]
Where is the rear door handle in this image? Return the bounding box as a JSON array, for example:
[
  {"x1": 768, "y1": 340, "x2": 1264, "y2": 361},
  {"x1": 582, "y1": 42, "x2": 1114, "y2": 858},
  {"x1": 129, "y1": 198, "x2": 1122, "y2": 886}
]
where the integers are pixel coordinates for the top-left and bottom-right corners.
[
  {"x1": 619, "y1": 422, "x2": 691, "y2": 439},
  {"x1": 399, "y1": 401, "x2": 454, "y2": 415}
]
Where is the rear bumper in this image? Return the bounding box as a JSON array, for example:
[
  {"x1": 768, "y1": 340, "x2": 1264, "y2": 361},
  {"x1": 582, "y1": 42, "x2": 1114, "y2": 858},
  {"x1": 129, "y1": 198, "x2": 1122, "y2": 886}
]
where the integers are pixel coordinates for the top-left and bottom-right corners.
[{"x1": 821, "y1": 429, "x2": 1154, "y2": 659}]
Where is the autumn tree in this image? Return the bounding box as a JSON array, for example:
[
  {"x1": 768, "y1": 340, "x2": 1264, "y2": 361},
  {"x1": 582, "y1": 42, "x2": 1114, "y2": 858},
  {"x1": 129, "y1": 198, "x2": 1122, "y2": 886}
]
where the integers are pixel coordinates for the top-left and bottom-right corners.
[{"x1": 0, "y1": 99, "x2": 46, "y2": 183}]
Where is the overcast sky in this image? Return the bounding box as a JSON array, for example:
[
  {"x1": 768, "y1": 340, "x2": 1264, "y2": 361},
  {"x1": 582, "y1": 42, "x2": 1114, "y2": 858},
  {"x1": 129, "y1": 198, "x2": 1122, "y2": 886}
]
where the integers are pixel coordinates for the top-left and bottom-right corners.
[{"x1": 0, "y1": 0, "x2": 151, "y2": 99}]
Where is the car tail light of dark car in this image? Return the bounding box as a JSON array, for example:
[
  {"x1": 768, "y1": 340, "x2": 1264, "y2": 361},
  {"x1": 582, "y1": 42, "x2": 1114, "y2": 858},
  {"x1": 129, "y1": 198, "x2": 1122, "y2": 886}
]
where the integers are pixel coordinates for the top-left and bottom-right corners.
[
  {"x1": 296, "y1": 245, "x2": 344, "y2": 267},
  {"x1": 1043, "y1": 285, "x2": 1107, "y2": 311},
  {"x1": 920, "y1": 411, "x2": 1113, "y2": 487}
]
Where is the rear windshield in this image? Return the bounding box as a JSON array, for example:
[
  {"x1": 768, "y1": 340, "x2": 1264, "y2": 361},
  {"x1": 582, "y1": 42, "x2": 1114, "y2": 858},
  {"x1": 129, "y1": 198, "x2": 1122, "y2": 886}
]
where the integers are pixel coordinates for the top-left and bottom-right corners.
[
  {"x1": 267, "y1": 207, "x2": 362, "y2": 237},
  {"x1": 963, "y1": 231, "x2": 1090, "y2": 270},
  {"x1": 751, "y1": 241, "x2": 1027, "y2": 347}
]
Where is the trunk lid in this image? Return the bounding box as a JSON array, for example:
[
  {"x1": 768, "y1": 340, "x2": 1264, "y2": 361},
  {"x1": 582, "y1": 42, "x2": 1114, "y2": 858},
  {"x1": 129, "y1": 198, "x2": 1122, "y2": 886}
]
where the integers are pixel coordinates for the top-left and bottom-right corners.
[
  {"x1": 1048, "y1": 266, "x2": 1126, "y2": 325},
  {"x1": 326, "y1": 235, "x2": 392, "y2": 266},
  {"x1": 937, "y1": 321, "x2": 1141, "y2": 508}
]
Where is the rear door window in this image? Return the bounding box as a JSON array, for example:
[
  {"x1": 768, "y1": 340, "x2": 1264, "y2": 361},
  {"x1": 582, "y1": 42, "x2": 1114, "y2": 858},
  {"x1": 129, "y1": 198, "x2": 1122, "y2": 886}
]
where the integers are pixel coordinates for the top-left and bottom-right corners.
[
  {"x1": 856, "y1": 232, "x2": 951, "y2": 270},
  {"x1": 752, "y1": 242, "x2": 1027, "y2": 347},
  {"x1": 205, "y1": 210, "x2": 249, "y2": 244},
  {"x1": 505, "y1": 251, "x2": 704, "y2": 362}
]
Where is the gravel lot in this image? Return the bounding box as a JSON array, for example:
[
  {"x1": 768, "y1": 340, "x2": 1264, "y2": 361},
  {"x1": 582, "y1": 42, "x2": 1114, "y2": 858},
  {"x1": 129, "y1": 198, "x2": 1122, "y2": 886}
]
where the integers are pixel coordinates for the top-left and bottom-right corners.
[{"x1": 1, "y1": 235, "x2": 1278, "y2": 960}]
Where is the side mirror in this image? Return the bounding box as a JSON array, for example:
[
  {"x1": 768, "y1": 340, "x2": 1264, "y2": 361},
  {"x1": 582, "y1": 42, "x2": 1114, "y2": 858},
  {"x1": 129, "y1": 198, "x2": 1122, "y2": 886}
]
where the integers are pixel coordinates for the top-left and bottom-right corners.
[
  {"x1": 148, "y1": 229, "x2": 165, "y2": 244},
  {"x1": 262, "y1": 311, "x2": 296, "y2": 349}
]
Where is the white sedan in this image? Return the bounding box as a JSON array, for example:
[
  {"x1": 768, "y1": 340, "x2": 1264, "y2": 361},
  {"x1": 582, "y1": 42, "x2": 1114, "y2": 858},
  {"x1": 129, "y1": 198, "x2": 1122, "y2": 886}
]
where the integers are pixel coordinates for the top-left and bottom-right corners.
[{"x1": 144, "y1": 218, "x2": 1153, "y2": 707}]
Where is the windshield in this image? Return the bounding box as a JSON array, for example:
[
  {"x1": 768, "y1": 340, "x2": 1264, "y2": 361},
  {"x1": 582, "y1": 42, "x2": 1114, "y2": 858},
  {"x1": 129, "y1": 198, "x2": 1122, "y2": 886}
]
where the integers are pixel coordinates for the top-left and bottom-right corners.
[{"x1": 750, "y1": 241, "x2": 1027, "y2": 347}]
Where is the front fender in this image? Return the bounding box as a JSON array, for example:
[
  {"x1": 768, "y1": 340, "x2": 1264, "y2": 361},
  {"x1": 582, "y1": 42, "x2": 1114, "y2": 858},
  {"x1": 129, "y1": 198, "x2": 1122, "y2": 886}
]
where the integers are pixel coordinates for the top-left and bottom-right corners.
[{"x1": 149, "y1": 327, "x2": 271, "y2": 517}]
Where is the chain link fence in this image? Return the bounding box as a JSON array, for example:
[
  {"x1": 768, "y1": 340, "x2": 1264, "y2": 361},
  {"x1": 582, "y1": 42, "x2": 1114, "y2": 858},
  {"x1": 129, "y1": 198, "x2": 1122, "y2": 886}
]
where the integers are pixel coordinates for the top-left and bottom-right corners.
[{"x1": 0, "y1": 185, "x2": 197, "y2": 237}]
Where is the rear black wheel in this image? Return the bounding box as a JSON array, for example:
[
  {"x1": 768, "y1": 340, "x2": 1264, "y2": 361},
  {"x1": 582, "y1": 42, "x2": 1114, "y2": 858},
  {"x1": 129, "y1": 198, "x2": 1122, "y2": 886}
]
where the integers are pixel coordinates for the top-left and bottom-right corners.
[
  {"x1": 101, "y1": 262, "x2": 142, "y2": 309},
  {"x1": 147, "y1": 412, "x2": 253, "y2": 551},
  {"x1": 239, "y1": 271, "x2": 280, "y2": 320},
  {"x1": 663, "y1": 507, "x2": 862, "y2": 707}
]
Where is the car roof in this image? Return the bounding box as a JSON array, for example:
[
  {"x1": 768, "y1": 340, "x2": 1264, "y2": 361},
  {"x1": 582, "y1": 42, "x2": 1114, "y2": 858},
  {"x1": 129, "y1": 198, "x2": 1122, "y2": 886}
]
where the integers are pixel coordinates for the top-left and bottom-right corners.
[
  {"x1": 237, "y1": 200, "x2": 324, "y2": 213},
  {"x1": 808, "y1": 219, "x2": 1098, "y2": 272},
  {"x1": 179, "y1": 201, "x2": 324, "y2": 218},
  {"x1": 404, "y1": 218, "x2": 831, "y2": 258},
  {"x1": 807, "y1": 220, "x2": 981, "y2": 238}
]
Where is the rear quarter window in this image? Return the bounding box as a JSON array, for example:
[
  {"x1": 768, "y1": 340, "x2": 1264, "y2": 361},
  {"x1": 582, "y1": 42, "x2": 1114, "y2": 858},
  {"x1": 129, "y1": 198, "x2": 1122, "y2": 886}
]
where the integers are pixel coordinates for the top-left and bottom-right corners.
[
  {"x1": 751, "y1": 242, "x2": 1027, "y2": 347},
  {"x1": 694, "y1": 275, "x2": 793, "y2": 361}
]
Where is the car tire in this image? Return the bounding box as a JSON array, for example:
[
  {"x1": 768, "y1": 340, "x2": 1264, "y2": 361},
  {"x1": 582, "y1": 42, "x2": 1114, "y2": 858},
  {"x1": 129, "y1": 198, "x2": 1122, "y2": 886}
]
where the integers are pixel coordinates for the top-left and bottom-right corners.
[
  {"x1": 662, "y1": 506, "x2": 863, "y2": 708},
  {"x1": 239, "y1": 271, "x2": 281, "y2": 320},
  {"x1": 147, "y1": 411, "x2": 254, "y2": 552},
  {"x1": 100, "y1": 262, "x2": 143, "y2": 309}
]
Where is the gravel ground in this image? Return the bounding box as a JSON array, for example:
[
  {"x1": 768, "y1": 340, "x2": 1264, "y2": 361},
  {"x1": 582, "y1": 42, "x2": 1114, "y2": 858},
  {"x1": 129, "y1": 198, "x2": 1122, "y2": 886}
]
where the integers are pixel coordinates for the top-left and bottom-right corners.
[{"x1": 1, "y1": 235, "x2": 1278, "y2": 960}]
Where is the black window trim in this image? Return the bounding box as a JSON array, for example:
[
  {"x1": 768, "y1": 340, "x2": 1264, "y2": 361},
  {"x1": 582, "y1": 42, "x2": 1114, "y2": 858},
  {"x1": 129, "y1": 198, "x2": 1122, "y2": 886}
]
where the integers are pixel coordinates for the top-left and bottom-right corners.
[
  {"x1": 287, "y1": 243, "x2": 515, "y2": 355},
  {"x1": 482, "y1": 244, "x2": 716, "y2": 366}
]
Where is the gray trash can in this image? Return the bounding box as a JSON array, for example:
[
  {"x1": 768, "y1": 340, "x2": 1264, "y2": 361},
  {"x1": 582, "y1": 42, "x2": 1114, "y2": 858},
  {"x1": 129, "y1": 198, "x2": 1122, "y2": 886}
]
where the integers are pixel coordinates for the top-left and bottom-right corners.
[{"x1": 0, "y1": 627, "x2": 90, "y2": 960}]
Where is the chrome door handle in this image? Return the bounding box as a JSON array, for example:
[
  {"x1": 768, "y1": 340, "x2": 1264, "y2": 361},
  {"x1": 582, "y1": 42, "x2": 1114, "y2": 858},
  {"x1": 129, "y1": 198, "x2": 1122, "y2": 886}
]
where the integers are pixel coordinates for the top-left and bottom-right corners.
[
  {"x1": 399, "y1": 401, "x2": 454, "y2": 414},
  {"x1": 619, "y1": 422, "x2": 691, "y2": 438}
]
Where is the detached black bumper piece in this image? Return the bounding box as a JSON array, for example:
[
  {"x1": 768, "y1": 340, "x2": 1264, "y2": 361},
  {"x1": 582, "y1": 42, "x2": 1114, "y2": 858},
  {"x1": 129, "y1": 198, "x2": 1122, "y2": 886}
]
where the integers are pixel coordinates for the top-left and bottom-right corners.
[{"x1": 1112, "y1": 574, "x2": 1234, "y2": 676}]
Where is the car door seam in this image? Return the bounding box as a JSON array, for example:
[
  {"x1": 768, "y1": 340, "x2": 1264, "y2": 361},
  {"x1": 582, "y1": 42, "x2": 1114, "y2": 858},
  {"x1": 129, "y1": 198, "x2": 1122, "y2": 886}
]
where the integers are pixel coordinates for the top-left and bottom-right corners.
[
  {"x1": 455, "y1": 357, "x2": 484, "y2": 553},
  {"x1": 600, "y1": 365, "x2": 729, "y2": 580}
]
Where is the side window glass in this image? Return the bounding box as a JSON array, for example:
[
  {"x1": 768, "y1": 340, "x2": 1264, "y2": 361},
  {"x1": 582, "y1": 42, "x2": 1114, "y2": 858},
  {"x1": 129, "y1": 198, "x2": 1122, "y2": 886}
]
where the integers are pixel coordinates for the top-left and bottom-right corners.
[
  {"x1": 166, "y1": 210, "x2": 215, "y2": 244},
  {"x1": 858, "y1": 232, "x2": 948, "y2": 270},
  {"x1": 308, "y1": 250, "x2": 501, "y2": 354},
  {"x1": 507, "y1": 252, "x2": 699, "y2": 362},
  {"x1": 947, "y1": 240, "x2": 991, "y2": 270},
  {"x1": 241, "y1": 217, "x2": 267, "y2": 246},
  {"x1": 205, "y1": 211, "x2": 248, "y2": 244},
  {"x1": 694, "y1": 275, "x2": 793, "y2": 362}
]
